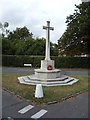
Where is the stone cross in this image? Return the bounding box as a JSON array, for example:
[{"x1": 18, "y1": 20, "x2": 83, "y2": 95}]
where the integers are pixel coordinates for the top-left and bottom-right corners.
[{"x1": 43, "y1": 21, "x2": 54, "y2": 60}]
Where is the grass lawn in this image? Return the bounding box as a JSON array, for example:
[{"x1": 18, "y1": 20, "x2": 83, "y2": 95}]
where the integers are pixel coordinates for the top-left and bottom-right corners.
[{"x1": 2, "y1": 73, "x2": 88, "y2": 105}]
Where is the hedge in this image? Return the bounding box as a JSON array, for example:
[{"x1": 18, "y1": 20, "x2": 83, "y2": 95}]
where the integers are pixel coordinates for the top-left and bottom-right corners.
[{"x1": 2, "y1": 55, "x2": 89, "y2": 68}]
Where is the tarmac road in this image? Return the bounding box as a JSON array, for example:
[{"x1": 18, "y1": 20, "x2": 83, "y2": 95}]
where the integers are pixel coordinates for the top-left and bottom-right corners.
[
  {"x1": 2, "y1": 90, "x2": 88, "y2": 119},
  {"x1": 2, "y1": 67, "x2": 34, "y2": 74},
  {"x1": 2, "y1": 67, "x2": 89, "y2": 76}
]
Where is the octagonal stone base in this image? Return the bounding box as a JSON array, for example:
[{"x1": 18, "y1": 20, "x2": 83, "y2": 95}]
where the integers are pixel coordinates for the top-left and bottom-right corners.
[
  {"x1": 35, "y1": 69, "x2": 61, "y2": 79},
  {"x1": 18, "y1": 59, "x2": 79, "y2": 86}
]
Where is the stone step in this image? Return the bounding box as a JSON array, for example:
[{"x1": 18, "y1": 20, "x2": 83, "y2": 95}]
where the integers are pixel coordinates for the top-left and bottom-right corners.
[
  {"x1": 18, "y1": 76, "x2": 79, "y2": 86},
  {"x1": 18, "y1": 77, "x2": 78, "y2": 86},
  {"x1": 23, "y1": 77, "x2": 74, "y2": 84},
  {"x1": 43, "y1": 79, "x2": 79, "y2": 86},
  {"x1": 27, "y1": 75, "x2": 68, "y2": 82},
  {"x1": 18, "y1": 77, "x2": 37, "y2": 85}
]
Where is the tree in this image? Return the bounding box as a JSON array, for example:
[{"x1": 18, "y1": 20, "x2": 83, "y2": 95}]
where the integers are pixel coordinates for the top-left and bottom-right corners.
[
  {"x1": 26, "y1": 37, "x2": 46, "y2": 55},
  {"x1": 8, "y1": 26, "x2": 33, "y2": 41},
  {"x1": 2, "y1": 37, "x2": 13, "y2": 54},
  {"x1": 2, "y1": 25, "x2": 59, "y2": 56},
  {"x1": 50, "y1": 43, "x2": 59, "y2": 56},
  {"x1": 24, "y1": 37, "x2": 35, "y2": 55},
  {"x1": 58, "y1": 2, "x2": 90, "y2": 56}
]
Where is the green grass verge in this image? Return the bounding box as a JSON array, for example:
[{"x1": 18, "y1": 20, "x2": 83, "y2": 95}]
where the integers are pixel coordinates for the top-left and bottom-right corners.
[{"x1": 2, "y1": 73, "x2": 88, "y2": 105}]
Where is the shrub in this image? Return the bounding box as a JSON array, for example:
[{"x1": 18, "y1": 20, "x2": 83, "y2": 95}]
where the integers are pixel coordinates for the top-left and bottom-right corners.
[{"x1": 2, "y1": 55, "x2": 89, "y2": 68}]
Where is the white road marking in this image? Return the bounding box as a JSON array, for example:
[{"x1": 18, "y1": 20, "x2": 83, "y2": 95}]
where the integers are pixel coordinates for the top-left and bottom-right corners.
[
  {"x1": 18, "y1": 105, "x2": 34, "y2": 114},
  {"x1": 31, "y1": 109, "x2": 48, "y2": 119}
]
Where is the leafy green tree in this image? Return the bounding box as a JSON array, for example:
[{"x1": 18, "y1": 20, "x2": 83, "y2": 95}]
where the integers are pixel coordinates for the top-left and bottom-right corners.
[
  {"x1": 52, "y1": 43, "x2": 59, "y2": 56},
  {"x1": 58, "y1": 2, "x2": 90, "y2": 56},
  {"x1": 8, "y1": 26, "x2": 33, "y2": 41},
  {"x1": 2, "y1": 37, "x2": 13, "y2": 54},
  {"x1": 24, "y1": 37, "x2": 35, "y2": 55},
  {"x1": 2, "y1": 25, "x2": 59, "y2": 56},
  {"x1": 12, "y1": 39, "x2": 25, "y2": 55},
  {"x1": 26, "y1": 37, "x2": 46, "y2": 55}
]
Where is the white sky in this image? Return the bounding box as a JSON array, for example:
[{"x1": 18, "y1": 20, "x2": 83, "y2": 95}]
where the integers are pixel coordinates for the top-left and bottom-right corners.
[{"x1": 0, "y1": 0, "x2": 82, "y2": 43}]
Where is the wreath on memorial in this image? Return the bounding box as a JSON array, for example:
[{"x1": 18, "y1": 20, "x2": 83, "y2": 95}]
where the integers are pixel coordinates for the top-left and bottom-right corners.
[{"x1": 47, "y1": 65, "x2": 53, "y2": 70}]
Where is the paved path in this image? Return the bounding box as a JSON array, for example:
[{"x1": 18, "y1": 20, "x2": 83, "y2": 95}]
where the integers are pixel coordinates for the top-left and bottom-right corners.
[
  {"x1": 2, "y1": 90, "x2": 88, "y2": 119},
  {"x1": 2, "y1": 67, "x2": 89, "y2": 76}
]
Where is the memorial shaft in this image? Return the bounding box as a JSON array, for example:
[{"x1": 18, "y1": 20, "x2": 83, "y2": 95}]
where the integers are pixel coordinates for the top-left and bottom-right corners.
[
  {"x1": 43, "y1": 21, "x2": 54, "y2": 60},
  {"x1": 46, "y1": 21, "x2": 50, "y2": 60}
]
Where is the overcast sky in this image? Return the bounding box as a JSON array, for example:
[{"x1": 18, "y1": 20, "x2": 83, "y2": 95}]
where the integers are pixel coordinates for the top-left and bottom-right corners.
[{"x1": 0, "y1": 0, "x2": 82, "y2": 43}]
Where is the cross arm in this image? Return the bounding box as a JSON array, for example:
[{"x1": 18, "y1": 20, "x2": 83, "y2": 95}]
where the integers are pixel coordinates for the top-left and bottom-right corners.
[
  {"x1": 50, "y1": 27, "x2": 54, "y2": 31},
  {"x1": 43, "y1": 26, "x2": 54, "y2": 31},
  {"x1": 43, "y1": 26, "x2": 47, "y2": 29}
]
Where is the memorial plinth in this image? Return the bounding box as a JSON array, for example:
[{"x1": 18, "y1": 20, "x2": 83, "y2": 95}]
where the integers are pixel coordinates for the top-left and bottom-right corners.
[
  {"x1": 41, "y1": 60, "x2": 55, "y2": 70},
  {"x1": 18, "y1": 21, "x2": 79, "y2": 86},
  {"x1": 35, "y1": 60, "x2": 61, "y2": 79}
]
